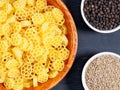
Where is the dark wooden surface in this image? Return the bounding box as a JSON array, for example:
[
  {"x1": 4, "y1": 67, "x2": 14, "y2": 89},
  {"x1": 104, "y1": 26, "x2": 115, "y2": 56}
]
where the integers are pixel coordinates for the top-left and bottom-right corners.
[{"x1": 52, "y1": 0, "x2": 120, "y2": 90}]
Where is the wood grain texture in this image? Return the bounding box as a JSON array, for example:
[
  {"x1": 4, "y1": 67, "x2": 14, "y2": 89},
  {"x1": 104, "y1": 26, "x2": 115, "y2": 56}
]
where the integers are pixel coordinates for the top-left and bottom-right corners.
[{"x1": 0, "y1": 0, "x2": 78, "y2": 90}]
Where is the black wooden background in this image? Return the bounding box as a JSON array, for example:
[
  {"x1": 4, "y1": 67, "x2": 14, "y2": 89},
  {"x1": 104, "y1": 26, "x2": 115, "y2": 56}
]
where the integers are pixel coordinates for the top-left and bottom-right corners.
[{"x1": 52, "y1": 0, "x2": 120, "y2": 90}]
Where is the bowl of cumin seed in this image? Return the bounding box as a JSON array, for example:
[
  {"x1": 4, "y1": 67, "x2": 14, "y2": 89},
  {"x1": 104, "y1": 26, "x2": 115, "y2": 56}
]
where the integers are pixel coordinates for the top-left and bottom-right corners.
[
  {"x1": 82, "y1": 52, "x2": 120, "y2": 90},
  {"x1": 81, "y1": 0, "x2": 120, "y2": 33}
]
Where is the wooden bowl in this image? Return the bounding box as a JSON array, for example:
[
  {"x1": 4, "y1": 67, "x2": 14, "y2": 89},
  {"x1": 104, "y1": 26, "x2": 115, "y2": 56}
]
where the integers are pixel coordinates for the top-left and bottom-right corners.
[{"x1": 0, "y1": 0, "x2": 78, "y2": 90}]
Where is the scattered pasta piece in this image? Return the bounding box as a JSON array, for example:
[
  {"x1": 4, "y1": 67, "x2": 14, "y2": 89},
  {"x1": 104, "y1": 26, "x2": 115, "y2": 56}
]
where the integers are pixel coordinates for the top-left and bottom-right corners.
[{"x1": 0, "y1": 0, "x2": 70, "y2": 90}]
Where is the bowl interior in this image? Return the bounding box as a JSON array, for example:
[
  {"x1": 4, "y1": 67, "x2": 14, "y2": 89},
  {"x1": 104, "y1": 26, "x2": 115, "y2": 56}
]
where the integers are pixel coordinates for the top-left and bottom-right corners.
[{"x1": 0, "y1": 0, "x2": 77, "y2": 90}]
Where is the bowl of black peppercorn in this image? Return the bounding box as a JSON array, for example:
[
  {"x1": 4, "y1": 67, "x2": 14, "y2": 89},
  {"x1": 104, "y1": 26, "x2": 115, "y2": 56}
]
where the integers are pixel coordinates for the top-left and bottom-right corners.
[{"x1": 81, "y1": 0, "x2": 120, "y2": 33}]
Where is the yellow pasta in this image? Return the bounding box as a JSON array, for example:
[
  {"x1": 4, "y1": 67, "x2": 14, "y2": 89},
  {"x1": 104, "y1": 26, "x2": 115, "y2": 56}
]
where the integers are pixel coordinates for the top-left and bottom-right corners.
[
  {"x1": 4, "y1": 78, "x2": 15, "y2": 89},
  {"x1": 0, "y1": 40, "x2": 9, "y2": 52},
  {"x1": 36, "y1": 0, "x2": 47, "y2": 11},
  {"x1": 2, "y1": 23, "x2": 12, "y2": 36},
  {"x1": 0, "y1": 0, "x2": 70, "y2": 90},
  {"x1": 1, "y1": 52, "x2": 13, "y2": 63},
  {"x1": 58, "y1": 25, "x2": 67, "y2": 35},
  {"x1": 44, "y1": 11, "x2": 56, "y2": 25},
  {"x1": 12, "y1": 47, "x2": 23, "y2": 60},
  {"x1": 32, "y1": 13, "x2": 45, "y2": 25},
  {"x1": 21, "y1": 20, "x2": 31, "y2": 27},
  {"x1": 19, "y1": 38, "x2": 29, "y2": 51},
  {"x1": 43, "y1": 5, "x2": 55, "y2": 12},
  {"x1": 15, "y1": 9, "x2": 27, "y2": 21},
  {"x1": 0, "y1": 10, "x2": 7, "y2": 23},
  {"x1": 52, "y1": 60, "x2": 65, "y2": 71},
  {"x1": 0, "y1": 0, "x2": 6, "y2": 7},
  {"x1": 52, "y1": 8, "x2": 64, "y2": 22},
  {"x1": 11, "y1": 33, "x2": 22, "y2": 46},
  {"x1": 26, "y1": 6, "x2": 40, "y2": 20},
  {"x1": 10, "y1": 21, "x2": 22, "y2": 33},
  {"x1": 37, "y1": 70, "x2": 48, "y2": 83},
  {"x1": 13, "y1": 0, "x2": 26, "y2": 9},
  {"x1": 27, "y1": 0, "x2": 35, "y2": 6},
  {"x1": 48, "y1": 71, "x2": 58, "y2": 78},
  {"x1": 4, "y1": 3, "x2": 14, "y2": 14},
  {"x1": 8, "y1": 68, "x2": 20, "y2": 78},
  {"x1": 33, "y1": 76, "x2": 38, "y2": 87},
  {"x1": 20, "y1": 62, "x2": 33, "y2": 79},
  {"x1": 5, "y1": 59, "x2": 19, "y2": 69},
  {"x1": 58, "y1": 47, "x2": 70, "y2": 61}
]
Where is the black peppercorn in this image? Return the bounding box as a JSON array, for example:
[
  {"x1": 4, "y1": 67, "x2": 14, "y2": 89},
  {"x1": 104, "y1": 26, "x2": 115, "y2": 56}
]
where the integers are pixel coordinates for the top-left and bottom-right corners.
[{"x1": 83, "y1": 0, "x2": 120, "y2": 30}]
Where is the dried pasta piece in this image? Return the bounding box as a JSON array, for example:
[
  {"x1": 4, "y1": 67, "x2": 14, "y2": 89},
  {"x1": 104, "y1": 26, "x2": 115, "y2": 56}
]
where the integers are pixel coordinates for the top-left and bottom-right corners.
[
  {"x1": 43, "y1": 5, "x2": 55, "y2": 12},
  {"x1": 33, "y1": 76, "x2": 38, "y2": 87},
  {"x1": 44, "y1": 11, "x2": 56, "y2": 25},
  {"x1": 14, "y1": 75, "x2": 23, "y2": 85},
  {"x1": 13, "y1": 84, "x2": 23, "y2": 90},
  {"x1": 27, "y1": 0, "x2": 35, "y2": 6},
  {"x1": 61, "y1": 35, "x2": 68, "y2": 47},
  {"x1": 1, "y1": 52, "x2": 13, "y2": 63},
  {"x1": 6, "y1": 15, "x2": 16, "y2": 23},
  {"x1": 12, "y1": 47, "x2": 23, "y2": 60},
  {"x1": 40, "y1": 22, "x2": 49, "y2": 32},
  {"x1": 13, "y1": 0, "x2": 26, "y2": 9},
  {"x1": 58, "y1": 25, "x2": 67, "y2": 35},
  {"x1": 10, "y1": 21, "x2": 22, "y2": 33},
  {"x1": 52, "y1": 60, "x2": 65, "y2": 71},
  {"x1": 0, "y1": 10, "x2": 7, "y2": 23},
  {"x1": 58, "y1": 47, "x2": 70, "y2": 61},
  {"x1": 15, "y1": 9, "x2": 27, "y2": 21},
  {"x1": 25, "y1": 52, "x2": 36, "y2": 62},
  {"x1": 36, "y1": 0, "x2": 47, "y2": 11},
  {"x1": 30, "y1": 45, "x2": 44, "y2": 58},
  {"x1": 26, "y1": 6, "x2": 40, "y2": 20},
  {"x1": 52, "y1": 8, "x2": 64, "y2": 22},
  {"x1": 11, "y1": 33, "x2": 22, "y2": 46},
  {"x1": 0, "y1": 40, "x2": 9, "y2": 52},
  {"x1": 33, "y1": 62, "x2": 44, "y2": 75},
  {"x1": 49, "y1": 49, "x2": 59, "y2": 61},
  {"x1": 4, "y1": 3, "x2": 14, "y2": 14},
  {"x1": 0, "y1": 68, "x2": 7, "y2": 83},
  {"x1": 5, "y1": 59, "x2": 19, "y2": 69},
  {"x1": 32, "y1": 13, "x2": 45, "y2": 25},
  {"x1": 25, "y1": 39, "x2": 34, "y2": 51},
  {"x1": 19, "y1": 38, "x2": 29, "y2": 51},
  {"x1": 8, "y1": 68, "x2": 20, "y2": 78},
  {"x1": 37, "y1": 70, "x2": 48, "y2": 83},
  {"x1": 2, "y1": 23, "x2": 12, "y2": 36},
  {"x1": 24, "y1": 27, "x2": 38, "y2": 39},
  {"x1": 21, "y1": 20, "x2": 31, "y2": 27},
  {"x1": 0, "y1": 0, "x2": 6, "y2": 7},
  {"x1": 20, "y1": 62, "x2": 33, "y2": 79},
  {"x1": 4, "y1": 78, "x2": 15, "y2": 89},
  {"x1": 48, "y1": 71, "x2": 58, "y2": 78},
  {"x1": 23, "y1": 80, "x2": 32, "y2": 88}
]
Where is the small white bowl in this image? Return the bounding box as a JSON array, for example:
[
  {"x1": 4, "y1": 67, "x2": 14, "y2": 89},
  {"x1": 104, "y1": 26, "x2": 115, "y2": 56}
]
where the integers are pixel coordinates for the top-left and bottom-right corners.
[
  {"x1": 82, "y1": 52, "x2": 120, "y2": 90},
  {"x1": 81, "y1": 0, "x2": 120, "y2": 33}
]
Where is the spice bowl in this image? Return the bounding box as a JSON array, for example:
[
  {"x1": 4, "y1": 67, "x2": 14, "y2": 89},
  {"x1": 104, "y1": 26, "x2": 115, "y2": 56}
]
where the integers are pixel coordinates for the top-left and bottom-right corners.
[
  {"x1": 81, "y1": 0, "x2": 120, "y2": 33},
  {"x1": 82, "y1": 52, "x2": 120, "y2": 90}
]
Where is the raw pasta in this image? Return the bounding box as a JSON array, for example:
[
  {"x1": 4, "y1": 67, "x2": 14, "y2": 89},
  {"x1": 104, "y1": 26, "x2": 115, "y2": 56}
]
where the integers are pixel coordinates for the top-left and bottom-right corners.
[{"x1": 0, "y1": 0, "x2": 70, "y2": 90}]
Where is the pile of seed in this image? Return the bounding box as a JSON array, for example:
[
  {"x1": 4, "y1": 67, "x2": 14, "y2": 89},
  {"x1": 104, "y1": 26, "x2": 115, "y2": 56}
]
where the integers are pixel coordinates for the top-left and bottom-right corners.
[
  {"x1": 83, "y1": 0, "x2": 120, "y2": 30},
  {"x1": 86, "y1": 55, "x2": 120, "y2": 90}
]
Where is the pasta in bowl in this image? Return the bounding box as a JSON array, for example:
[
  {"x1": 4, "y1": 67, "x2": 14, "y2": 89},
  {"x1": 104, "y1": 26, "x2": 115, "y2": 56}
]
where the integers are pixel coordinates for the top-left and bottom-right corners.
[{"x1": 0, "y1": 0, "x2": 77, "y2": 90}]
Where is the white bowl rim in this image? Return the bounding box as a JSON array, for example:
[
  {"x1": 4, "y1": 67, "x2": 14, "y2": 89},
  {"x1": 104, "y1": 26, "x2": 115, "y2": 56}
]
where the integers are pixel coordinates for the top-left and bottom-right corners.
[
  {"x1": 82, "y1": 52, "x2": 120, "y2": 90},
  {"x1": 81, "y1": 0, "x2": 120, "y2": 34}
]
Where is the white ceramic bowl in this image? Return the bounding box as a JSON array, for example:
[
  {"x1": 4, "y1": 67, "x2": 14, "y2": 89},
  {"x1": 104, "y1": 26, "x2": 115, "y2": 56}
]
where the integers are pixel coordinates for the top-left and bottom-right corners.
[
  {"x1": 81, "y1": 0, "x2": 120, "y2": 33},
  {"x1": 82, "y1": 52, "x2": 120, "y2": 90}
]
